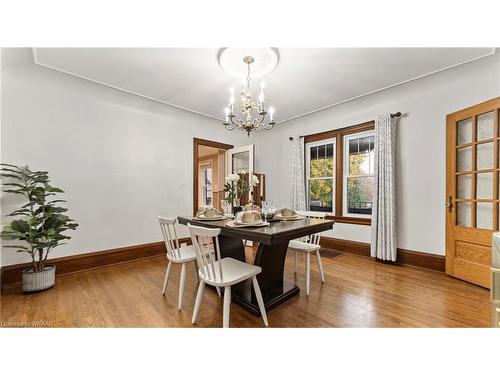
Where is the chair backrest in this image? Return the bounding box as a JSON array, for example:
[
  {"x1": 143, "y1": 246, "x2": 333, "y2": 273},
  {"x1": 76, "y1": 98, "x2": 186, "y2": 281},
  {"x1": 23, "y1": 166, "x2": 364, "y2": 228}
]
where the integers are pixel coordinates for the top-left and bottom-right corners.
[
  {"x1": 297, "y1": 211, "x2": 328, "y2": 220},
  {"x1": 158, "y1": 216, "x2": 182, "y2": 260},
  {"x1": 297, "y1": 211, "x2": 328, "y2": 245},
  {"x1": 187, "y1": 223, "x2": 223, "y2": 283}
]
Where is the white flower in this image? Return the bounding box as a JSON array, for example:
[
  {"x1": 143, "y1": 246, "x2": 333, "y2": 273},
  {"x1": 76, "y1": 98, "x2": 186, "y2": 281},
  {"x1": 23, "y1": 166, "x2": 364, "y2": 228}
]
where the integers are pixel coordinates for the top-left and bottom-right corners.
[
  {"x1": 225, "y1": 174, "x2": 240, "y2": 183},
  {"x1": 240, "y1": 170, "x2": 246, "y2": 175},
  {"x1": 250, "y1": 175, "x2": 260, "y2": 187}
]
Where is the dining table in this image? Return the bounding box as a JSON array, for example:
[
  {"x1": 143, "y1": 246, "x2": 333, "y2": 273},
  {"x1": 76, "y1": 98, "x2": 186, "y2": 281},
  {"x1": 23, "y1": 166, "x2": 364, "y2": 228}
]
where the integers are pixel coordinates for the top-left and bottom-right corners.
[{"x1": 177, "y1": 215, "x2": 334, "y2": 315}]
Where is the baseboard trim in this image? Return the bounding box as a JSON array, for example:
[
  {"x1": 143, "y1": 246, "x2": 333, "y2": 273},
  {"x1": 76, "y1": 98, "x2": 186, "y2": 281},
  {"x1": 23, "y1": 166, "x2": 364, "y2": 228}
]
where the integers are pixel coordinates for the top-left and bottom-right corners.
[
  {"x1": 2, "y1": 236, "x2": 444, "y2": 288},
  {"x1": 1, "y1": 238, "x2": 191, "y2": 288},
  {"x1": 320, "y1": 237, "x2": 445, "y2": 272}
]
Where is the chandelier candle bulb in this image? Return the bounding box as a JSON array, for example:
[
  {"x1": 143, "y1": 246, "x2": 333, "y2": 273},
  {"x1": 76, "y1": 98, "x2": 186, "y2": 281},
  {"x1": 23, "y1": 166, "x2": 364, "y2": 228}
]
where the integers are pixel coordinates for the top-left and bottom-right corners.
[
  {"x1": 229, "y1": 87, "x2": 235, "y2": 112},
  {"x1": 269, "y1": 107, "x2": 275, "y2": 122}
]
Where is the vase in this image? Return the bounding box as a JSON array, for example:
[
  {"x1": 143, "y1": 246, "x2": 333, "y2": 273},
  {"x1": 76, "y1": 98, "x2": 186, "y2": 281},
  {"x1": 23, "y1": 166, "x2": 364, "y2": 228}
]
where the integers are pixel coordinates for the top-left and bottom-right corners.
[
  {"x1": 22, "y1": 265, "x2": 56, "y2": 293},
  {"x1": 232, "y1": 199, "x2": 242, "y2": 215}
]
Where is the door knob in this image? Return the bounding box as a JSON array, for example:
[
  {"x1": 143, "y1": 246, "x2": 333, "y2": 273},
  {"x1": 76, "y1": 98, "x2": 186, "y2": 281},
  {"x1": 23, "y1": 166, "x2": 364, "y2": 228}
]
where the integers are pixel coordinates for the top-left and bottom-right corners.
[{"x1": 445, "y1": 195, "x2": 453, "y2": 213}]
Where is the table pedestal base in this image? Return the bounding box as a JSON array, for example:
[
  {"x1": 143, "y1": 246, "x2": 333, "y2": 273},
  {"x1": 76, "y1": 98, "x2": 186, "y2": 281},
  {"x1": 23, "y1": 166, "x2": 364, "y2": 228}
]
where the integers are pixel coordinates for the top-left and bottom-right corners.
[
  {"x1": 217, "y1": 236, "x2": 300, "y2": 315},
  {"x1": 232, "y1": 279, "x2": 300, "y2": 315}
]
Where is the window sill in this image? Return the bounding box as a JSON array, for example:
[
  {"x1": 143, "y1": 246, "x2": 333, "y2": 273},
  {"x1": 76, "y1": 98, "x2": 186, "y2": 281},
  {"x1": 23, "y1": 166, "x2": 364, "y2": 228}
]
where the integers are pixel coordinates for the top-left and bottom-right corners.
[{"x1": 325, "y1": 215, "x2": 372, "y2": 226}]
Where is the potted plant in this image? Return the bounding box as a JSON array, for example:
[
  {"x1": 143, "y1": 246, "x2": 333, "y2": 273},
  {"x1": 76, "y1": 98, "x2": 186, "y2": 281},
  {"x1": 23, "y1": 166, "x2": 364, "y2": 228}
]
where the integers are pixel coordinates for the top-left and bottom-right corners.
[
  {"x1": 0, "y1": 163, "x2": 78, "y2": 293},
  {"x1": 223, "y1": 171, "x2": 259, "y2": 215}
]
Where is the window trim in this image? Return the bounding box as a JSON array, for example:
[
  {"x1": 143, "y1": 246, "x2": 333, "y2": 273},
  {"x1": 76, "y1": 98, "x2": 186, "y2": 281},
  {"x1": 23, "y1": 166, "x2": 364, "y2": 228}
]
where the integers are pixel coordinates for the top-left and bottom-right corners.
[
  {"x1": 304, "y1": 121, "x2": 375, "y2": 225},
  {"x1": 305, "y1": 137, "x2": 336, "y2": 214},
  {"x1": 342, "y1": 129, "x2": 375, "y2": 219}
]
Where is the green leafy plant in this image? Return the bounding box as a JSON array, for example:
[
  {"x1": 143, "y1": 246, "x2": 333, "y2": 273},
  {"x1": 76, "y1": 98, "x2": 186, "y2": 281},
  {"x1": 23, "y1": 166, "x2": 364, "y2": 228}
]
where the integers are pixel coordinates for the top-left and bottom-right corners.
[{"x1": 0, "y1": 163, "x2": 78, "y2": 272}]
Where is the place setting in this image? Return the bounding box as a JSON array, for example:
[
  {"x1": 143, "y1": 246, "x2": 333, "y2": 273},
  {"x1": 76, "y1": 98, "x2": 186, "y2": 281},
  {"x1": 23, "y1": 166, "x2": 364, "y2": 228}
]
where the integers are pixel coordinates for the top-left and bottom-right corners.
[
  {"x1": 273, "y1": 207, "x2": 305, "y2": 221},
  {"x1": 260, "y1": 201, "x2": 305, "y2": 222},
  {"x1": 193, "y1": 207, "x2": 230, "y2": 221},
  {"x1": 225, "y1": 205, "x2": 270, "y2": 228}
]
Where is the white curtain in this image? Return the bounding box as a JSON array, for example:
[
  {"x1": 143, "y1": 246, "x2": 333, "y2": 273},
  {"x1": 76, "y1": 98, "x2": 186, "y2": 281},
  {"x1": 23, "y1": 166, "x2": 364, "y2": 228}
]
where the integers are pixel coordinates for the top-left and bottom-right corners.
[
  {"x1": 371, "y1": 114, "x2": 397, "y2": 261},
  {"x1": 290, "y1": 135, "x2": 306, "y2": 210}
]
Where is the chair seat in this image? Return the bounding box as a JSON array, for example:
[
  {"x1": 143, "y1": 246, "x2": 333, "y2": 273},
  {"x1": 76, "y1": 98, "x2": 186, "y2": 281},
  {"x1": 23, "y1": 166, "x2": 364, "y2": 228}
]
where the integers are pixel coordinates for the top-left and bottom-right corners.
[
  {"x1": 200, "y1": 257, "x2": 261, "y2": 287},
  {"x1": 288, "y1": 240, "x2": 321, "y2": 252},
  {"x1": 167, "y1": 244, "x2": 198, "y2": 263}
]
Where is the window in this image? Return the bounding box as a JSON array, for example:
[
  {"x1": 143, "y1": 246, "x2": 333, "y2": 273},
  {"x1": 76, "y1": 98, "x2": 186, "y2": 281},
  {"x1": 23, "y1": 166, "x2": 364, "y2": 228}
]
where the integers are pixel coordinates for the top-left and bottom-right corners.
[
  {"x1": 304, "y1": 121, "x2": 375, "y2": 224},
  {"x1": 343, "y1": 131, "x2": 375, "y2": 217},
  {"x1": 306, "y1": 139, "x2": 335, "y2": 213},
  {"x1": 200, "y1": 164, "x2": 213, "y2": 206}
]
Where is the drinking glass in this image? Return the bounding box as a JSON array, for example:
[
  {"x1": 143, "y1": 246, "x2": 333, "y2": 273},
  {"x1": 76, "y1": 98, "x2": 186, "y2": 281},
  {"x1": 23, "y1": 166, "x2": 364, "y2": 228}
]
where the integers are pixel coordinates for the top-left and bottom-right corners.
[
  {"x1": 262, "y1": 201, "x2": 269, "y2": 223},
  {"x1": 268, "y1": 200, "x2": 276, "y2": 215},
  {"x1": 221, "y1": 200, "x2": 231, "y2": 216}
]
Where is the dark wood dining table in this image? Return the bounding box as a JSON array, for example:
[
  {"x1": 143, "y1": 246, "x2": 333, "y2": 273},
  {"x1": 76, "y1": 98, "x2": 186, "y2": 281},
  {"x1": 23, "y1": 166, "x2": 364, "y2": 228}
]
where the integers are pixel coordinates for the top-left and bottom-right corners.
[{"x1": 177, "y1": 215, "x2": 334, "y2": 315}]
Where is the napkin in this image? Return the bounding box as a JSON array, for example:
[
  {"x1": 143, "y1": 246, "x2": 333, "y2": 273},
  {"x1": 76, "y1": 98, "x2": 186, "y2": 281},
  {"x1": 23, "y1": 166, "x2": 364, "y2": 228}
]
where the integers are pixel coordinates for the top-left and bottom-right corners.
[
  {"x1": 275, "y1": 207, "x2": 297, "y2": 217},
  {"x1": 235, "y1": 210, "x2": 262, "y2": 224},
  {"x1": 196, "y1": 206, "x2": 223, "y2": 218},
  {"x1": 242, "y1": 203, "x2": 262, "y2": 213}
]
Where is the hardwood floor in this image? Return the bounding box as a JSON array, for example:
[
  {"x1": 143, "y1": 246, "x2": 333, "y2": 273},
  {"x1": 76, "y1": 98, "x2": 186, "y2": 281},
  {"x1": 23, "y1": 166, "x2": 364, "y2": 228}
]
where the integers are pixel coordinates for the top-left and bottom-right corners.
[{"x1": 0, "y1": 248, "x2": 491, "y2": 327}]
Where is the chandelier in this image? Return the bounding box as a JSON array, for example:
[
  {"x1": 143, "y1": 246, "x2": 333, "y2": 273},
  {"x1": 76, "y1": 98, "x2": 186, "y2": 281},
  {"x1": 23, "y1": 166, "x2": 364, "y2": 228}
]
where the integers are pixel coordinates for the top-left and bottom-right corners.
[{"x1": 223, "y1": 55, "x2": 275, "y2": 136}]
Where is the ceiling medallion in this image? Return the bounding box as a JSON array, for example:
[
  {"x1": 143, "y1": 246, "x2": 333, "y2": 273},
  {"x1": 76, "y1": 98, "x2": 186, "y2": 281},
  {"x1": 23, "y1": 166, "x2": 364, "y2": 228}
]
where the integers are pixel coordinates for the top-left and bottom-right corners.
[{"x1": 218, "y1": 48, "x2": 279, "y2": 136}]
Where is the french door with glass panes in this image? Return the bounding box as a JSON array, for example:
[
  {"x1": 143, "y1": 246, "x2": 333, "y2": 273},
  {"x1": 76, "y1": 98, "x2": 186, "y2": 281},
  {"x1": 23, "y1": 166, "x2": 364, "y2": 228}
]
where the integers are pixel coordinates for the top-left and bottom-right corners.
[
  {"x1": 226, "y1": 144, "x2": 254, "y2": 204},
  {"x1": 446, "y1": 97, "x2": 500, "y2": 288}
]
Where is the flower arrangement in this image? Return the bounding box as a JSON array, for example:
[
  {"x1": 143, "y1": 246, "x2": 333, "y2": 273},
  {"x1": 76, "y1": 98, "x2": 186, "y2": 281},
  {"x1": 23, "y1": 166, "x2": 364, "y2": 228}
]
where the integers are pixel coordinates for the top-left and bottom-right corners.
[{"x1": 223, "y1": 171, "x2": 259, "y2": 206}]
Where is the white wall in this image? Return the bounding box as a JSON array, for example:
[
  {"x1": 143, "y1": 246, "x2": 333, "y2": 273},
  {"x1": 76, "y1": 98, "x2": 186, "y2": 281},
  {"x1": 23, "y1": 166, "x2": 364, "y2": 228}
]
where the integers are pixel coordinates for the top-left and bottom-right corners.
[
  {"x1": 252, "y1": 53, "x2": 500, "y2": 255},
  {"x1": 2, "y1": 49, "x2": 499, "y2": 266},
  {"x1": 0, "y1": 48, "x2": 242, "y2": 266}
]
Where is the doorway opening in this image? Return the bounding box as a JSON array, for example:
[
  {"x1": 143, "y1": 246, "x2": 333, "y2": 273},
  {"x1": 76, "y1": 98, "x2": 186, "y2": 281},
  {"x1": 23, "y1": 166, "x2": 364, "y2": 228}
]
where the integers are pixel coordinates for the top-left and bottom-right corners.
[{"x1": 193, "y1": 138, "x2": 233, "y2": 215}]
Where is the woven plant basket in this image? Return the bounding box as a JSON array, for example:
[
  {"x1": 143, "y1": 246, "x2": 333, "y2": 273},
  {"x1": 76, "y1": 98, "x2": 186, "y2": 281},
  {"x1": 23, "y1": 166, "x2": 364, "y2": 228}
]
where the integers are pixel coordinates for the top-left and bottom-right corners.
[{"x1": 22, "y1": 265, "x2": 56, "y2": 293}]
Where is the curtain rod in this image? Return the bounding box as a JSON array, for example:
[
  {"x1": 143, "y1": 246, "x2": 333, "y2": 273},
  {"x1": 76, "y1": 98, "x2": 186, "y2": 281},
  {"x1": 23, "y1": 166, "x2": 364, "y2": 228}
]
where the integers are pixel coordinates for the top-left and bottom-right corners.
[{"x1": 289, "y1": 112, "x2": 402, "y2": 141}]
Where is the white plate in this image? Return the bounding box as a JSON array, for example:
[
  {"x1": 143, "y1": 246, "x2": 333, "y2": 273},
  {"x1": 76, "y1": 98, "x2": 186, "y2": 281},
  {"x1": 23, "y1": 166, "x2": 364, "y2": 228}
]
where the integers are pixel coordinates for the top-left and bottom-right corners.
[
  {"x1": 194, "y1": 215, "x2": 227, "y2": 221},
  {"x1": 275, "y1": 215, "x2": 304, "y2": 221},
  {"x1": 225, "y1": 220, "x2": 270, "y2": 228}
]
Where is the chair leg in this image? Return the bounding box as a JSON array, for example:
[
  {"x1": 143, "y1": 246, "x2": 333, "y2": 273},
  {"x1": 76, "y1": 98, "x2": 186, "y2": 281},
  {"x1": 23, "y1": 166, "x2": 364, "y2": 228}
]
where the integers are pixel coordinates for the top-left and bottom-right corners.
[
  {"x1": 316, "y1": 250, "x2": 325, "y2": 283},
  {"x1": 293, "y1": 250, "x2": 298, "y2": 274},
  {"x1": 178, "y1": 263, "x2": 186, "y2": 310},
  {"x1": 223, "y1": 286, "x2": 231, "y2": 328},
  {"x1": 252, "y1": 276, "x2": 268, "y2": 327},
  {"x1": 305, "y1": 252, "x2": 311, "y2": 296},
  {"x1": 162, "y1": 261, "x2": 172, "y2": 295},
  {"x1": 192, "y1": 280, "x2": 205, "y2": 324},
  {"x1": 193, "y1": 260, "x2": 199, "y2": 282},
  {"x1": 216, "y1": 287, "x2": 222, "y2": 298}
]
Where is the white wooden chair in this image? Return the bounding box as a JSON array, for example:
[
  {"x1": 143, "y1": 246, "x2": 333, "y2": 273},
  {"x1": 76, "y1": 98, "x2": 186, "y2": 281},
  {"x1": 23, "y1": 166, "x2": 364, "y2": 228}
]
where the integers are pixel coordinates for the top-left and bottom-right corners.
[
  {"x1": 288, "y1": 211, "x2": 327, "y2": 296},
  {"x1": 159, "y1": 217, "x2": 219, "y2": 310},
  {"x1": 188, "y1": 223, "x2": 268, "y2": 328}
]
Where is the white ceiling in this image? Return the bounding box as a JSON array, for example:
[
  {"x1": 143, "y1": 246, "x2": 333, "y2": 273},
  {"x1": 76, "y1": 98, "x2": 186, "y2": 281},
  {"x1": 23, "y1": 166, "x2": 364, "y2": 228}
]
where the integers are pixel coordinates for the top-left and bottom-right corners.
[{"x1": 33, "y1": 48, "x2": 495, "y2": 123}]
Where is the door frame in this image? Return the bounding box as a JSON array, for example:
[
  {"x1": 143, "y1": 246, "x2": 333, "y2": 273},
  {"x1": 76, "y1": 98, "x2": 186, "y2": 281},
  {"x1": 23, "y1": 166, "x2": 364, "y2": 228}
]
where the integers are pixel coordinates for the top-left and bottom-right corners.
[{"x1": 193, "y1": 138, "x2": 233, "y2": 215}]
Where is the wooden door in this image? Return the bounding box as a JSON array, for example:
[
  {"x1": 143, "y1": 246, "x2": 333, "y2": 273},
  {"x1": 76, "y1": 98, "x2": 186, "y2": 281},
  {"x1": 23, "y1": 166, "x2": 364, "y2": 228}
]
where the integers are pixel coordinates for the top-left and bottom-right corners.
[{"x1": 446, "y1": 97, "x2": 500, "y2": 288}]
